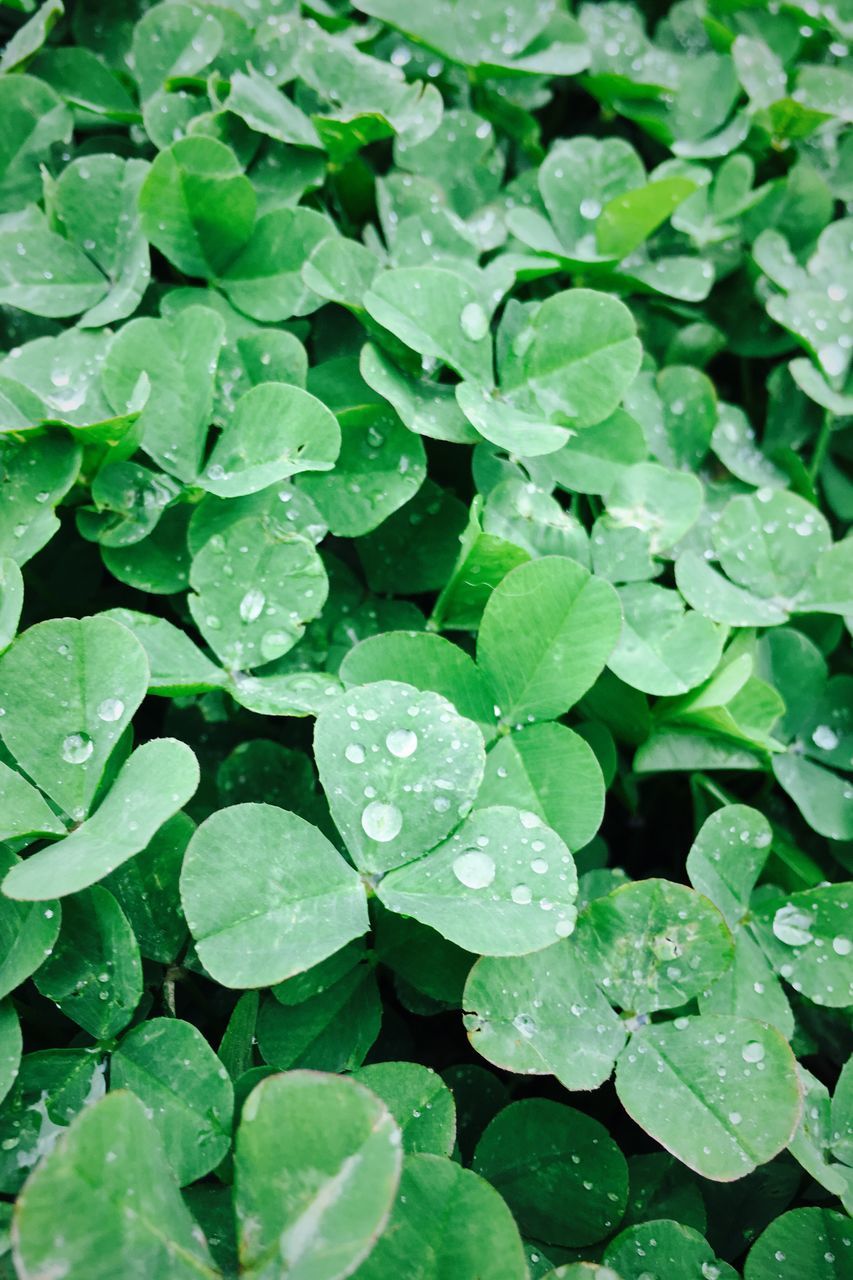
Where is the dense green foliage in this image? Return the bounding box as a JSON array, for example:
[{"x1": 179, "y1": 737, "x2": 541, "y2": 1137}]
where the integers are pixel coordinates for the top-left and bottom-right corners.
[{"x1": 0, "y1": 0, "x2": 851, "y2": 1276}]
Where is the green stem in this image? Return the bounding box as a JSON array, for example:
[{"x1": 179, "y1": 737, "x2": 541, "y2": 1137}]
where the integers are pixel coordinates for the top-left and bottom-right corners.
[{"x1": 808, "y1": 408, "x2": 834, "y2": 483}]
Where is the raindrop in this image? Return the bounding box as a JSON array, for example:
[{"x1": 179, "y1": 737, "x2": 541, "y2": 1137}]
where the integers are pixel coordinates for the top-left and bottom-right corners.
[
  {"x1": 811, "y1": 724, "x2": 839, "y2": 751},
  {"x1": 386, "y1": 728, "x2": 418, "y2": 758},
  {"x1": 62, "y1": 733, "x2": 93, "y2": 765},
  {"x1": 832, "y1": 936, "x2": 851, "y2": 956},
  {"x1": 239, "y1": 589, "x2": 266, "y2": 623},
  {"x1": 361, "y1": 801, "x2": 402, "y2": 842},
  {"x1": 772, "y1": 903, "x2": 814, "y2": 946},
  {"x1": 511, "y1": 884, "x2": 532, "y2": 905},
  {"x1": 512, "y1": 1013, "x2": 536, "y2": 1039},
  {"x1": 452, "y1": 850, "x2": 496, "y2": 889},
  {"x1": 460, "y1": 302, "x2": 488, "y2": 341},
  {"x1": 96, "y1": 698, "x2": 124, "y2": 723},
  {"x1": 345, "y1": 744, "x2": 365, "y2": 764},
  {"x1": 742, "y1": 1041, "x2": 765, "y2": 1064}
]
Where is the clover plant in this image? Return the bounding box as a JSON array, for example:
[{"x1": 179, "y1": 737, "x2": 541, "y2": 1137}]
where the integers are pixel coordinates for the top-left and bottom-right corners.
[{"x1": 0, "y1": 0, "x2": 850, "y2": 1277}]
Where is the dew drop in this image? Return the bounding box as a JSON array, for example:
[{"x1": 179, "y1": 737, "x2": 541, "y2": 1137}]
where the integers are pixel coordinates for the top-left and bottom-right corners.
[
  {"x1": 530, "y1": 858, "x2": 549, "y2": 875},
  {"x1": 511, "y1": 884, "x2": 532, "y2": 905},
  {"x1": 361, "y1": 801, "x2": 402, "y2": 842},
  {"x1": 460, "y1": 302, "x2": 488, "y2": 341},
  {"x1": 452, "y1": 850, "x2": 496, "y2": 889},
  {"x1": 62, "y1": 732, "x2": 93, "y2": 765},
  {"x1": 742, "y1": 1041, "x2": 765, "y2": 1064},
  {"x1": 832, "y1": 936, "x2": 851, "y2": 956},
  {"x1": 345, "y1": 744, "x2": 365, "y2": 764},
  {"x1": 512, "y1": 1013, "x2": 536, "y2": 1039},
  {"x1": 239, "y1": 588, "x2": 266, "y2": 623},
  {"x1": 811, "y1": 724, "x2": 839, "y2": 751},
  {"x1": 96, "y1": 698, "x2": 124, "y2": 723},
  {"x1": 772, "y1": 903, "x2": 814, "y2": 946},
  {"x1": 386, "y1": 728, "x2": 418, "y2": 758}
]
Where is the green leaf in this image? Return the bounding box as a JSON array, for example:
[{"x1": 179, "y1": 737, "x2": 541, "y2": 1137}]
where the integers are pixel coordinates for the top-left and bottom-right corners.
[
  {"x1": 339, "y1": 631, "x2": 496, "y2": 735},
  {"x1": 139, "y1": 136, "x2": 255, "y2": 279},
  {"x1": 295, "y1": 405, "x2": 425, "y2": 536},
  {"x1": 505, "y1": 289, "x2": 642, "y2": 426},
  {"x1": 225, "y1": 68, "x2": 321, "y2": 150},
  {"x1": 596, "y1": 177, "x2": 697, "y2": 258},
  {"x1": 0, "y1": 616, "x2": 148, "y2": 821},
  {"x1": 477, "y1": 557, "x2": 622, "y2": 725},
  {"x1": 573, "y1": 879, "x2": 734, "y2": 1014},
  {"x1": 314, "y1": 679, "x2": 486, "y2": 874},
  {"x1": 104, "y1": 811, "x2": 192, "y2": 964},
  {"x1": 218, "y1": 207, "x2": 332, "y2": 322},
  {"x1": 605, "y1": 463, "x2": 703, "y2": 555},
  {"x1": 188, "y1": 520, "x2": 328, "y2": 670},
  {"x1": 751, "y1": 884, "x2": 853, "y2": 1007},
  {"x1": 102, "y1": 304, "x2": 225, "y2": 482},
  {"x1": 350, "y1": 1153, "x2": 528, "y2": 1280},
  {"x1": 364, "y1": 267, "x2": 495, "y2": 387},
  {"x1": 476, "y1": 722, "x2": 605, "y2": 851},
  {"x1": 33, "y1": 886, "x2": 142, "y2": 1039},
  {"x1": 351, "y1": 1063, "x2": 456, "y2": 1157},
  {"x1": 463, "y1": 945, "x2": 626, "y2": 1091},
  {"x1": 473, "y1": 1099, "x2": 628, "y2": 1247},
  {"x1": 258, "y1": 966, "x2": 382, "y2": 1072},
  {"x1": 549, "y1": 409, "x2": 648, "y2": 496},
  {"x1": 772, "y1": 753, "x2": 853, "y2": 841},
  {"x1": 234, "y1": 1071, "x2": 402, "y2": 1280},
  {"x1": 131, "y1": 3, "x2": 223, "y2": 101},
  {"x1": 0, "y1": 74, "x2": 71, "y2": 214},
  {"x1": 0, "y1": 846, "x2": 60, "y2": 998},
  {"x1": 180, "y1": 803, "x2": 368, "y2": 989},
  {"x1": 111, "y1": 1017, "x2": 233, "y2": 1185},
  {"x1": 605, "y1": 1220, "x2": 736, "y2": 1280},
  {"x1": 379, "y1": 805, "x2": 578, "y2": 954},
  {"x1": 713, "y1": 491, "x2": 830, "y2": 602},
  {"x1": 607, "y1": 584, "x2": 725, "y2": 697},
  {"x1": 686, "y1": 805, "x2": 773, "y2": 929},
  {"x1": 0, "y1": 434, "x2": 80, "y2": 565},
  {"x1": 12, "y1": 1091, "x2": 219, "y2": 1280},
  {"x1": 0, "y1": 1002, "x2": 21, "y2": 1109},
  {"x1": 51, "y1": 154, "x2": 150, "y2": 328},
  {"x1": 0, "y1": 559, "x2": 23, "y2": 656},
  {"x1": 2, "y1": 738, "x2": 198, "y2": 900},
  {"x1": 430, "y1": 497, "x2": 530, "y2": 632},
  {"x1": 201, "y1": 382, "x2": 341, "y2": 498},
  {"x1": 615, "y1": 1015, "x2": 801, "y2": 1180},
  {"x1": 0, "y1": 227, "x2": 108, "y2": 319},
  {"x1": 744, "y1": 1207, "x2": 852, "y2": 1279}
]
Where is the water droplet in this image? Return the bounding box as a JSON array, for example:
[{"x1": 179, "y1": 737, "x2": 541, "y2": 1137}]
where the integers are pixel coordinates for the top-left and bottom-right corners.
[
  {"x1": 452, "y1": 850, "x2": 496, "y2": 889},
  {"x1": 511, "y1": 884, "x2": 532, "y2": 905},
  {"x1": 239, "y1": 588, "x2": 266, "y2": 623},
  {"x1": 96, "y1": 698, "x2": 124, "y2": 723},
  {"x1": 742, "y1": 1041, "x2": 765, "y2": 1063},
  {"x1": 361, "y1": 801, "x2": 402, "y2": 842},
  {"x1": 460, "y1": 302, "x2": 488, "y2": 341},
  {"x1": 555, "y1": 918, "x2": 574, "y2": 938},
  {"x1": 345, "y1": 743, "x2": 365, "y2": 764},
  {"x1": 512, "y1": 1013, "x2": 536, "y2": 1039},
  {"x1": 811, "y1": 724, "x2": 839, "y2": 751},
  {"x1": 62, "y1": 733, "x2": 93, "y2": 765},
  {"x1": 386, "y1": 728, "x2": 418, "y2": 758},
  {"x1": 728, "y1": 1111, "x2": 742, "y2": 1126},
  {"x1": 579, "y1": 197, "x2": 601, "y2": 219},
  {"x1": 530, "y1": 858, "x2": 549, "y2": 875},
  {"x1": 772, "y1": 903, "x2": 814, "y2": 946},
  {"x1": 832, "y1": 936, "x2": 851, "y2": 956}
]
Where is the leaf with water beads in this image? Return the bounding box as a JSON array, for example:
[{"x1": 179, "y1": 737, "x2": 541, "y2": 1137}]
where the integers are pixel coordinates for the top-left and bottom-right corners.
[
  {"x1": 180, "y1": 803, "x2": 368, "y2": 989},
  {"x1": 686, "y1": 805, "x2": 774, "y2": 929},
  {"x1": 2, "y1": 738, "x2": 199, "y2": 901},
  {"x1": 0, "y1": 434, "x2": 81, "y2": 567},
  {"x1": 473, "y1": 1099, "x2": 628, "y2": 1248},
  {"x1": 351, "y1": 1064, "x2": 456, "y2": 1158},
  {"x1": 463, "y1": 945, "x2": 626, "y2": 1091},
  {"x1": 314, "y1": 679, "x2": 486, "y2": 874},
  {"x1": 606, "y1": 583, "x2": 725, "y2": 697},
  {"x1": 744, "y1": 1207, "x2": 853, "y2": 1280},
  {"x1": 573, "y1": 878, "x2": 734, "y2": 1015},
  {"x1": 751, "y1": 884, "x2": 853, "y2": 1008},
  {"x1": 614, "y1": 1014, "x2": 801, "y2": 1181},
  {"x1": 378, "y1": 805, "x2": 578, "y2": 955},
  {"x1": 0, "y1": 615, "x2": 148, "y2": 821},
  {"x1": 201, "y1": 382, "x2": 341, "y2": 499},
  {"x1": 604, "y1": 1219, "x2": 737, "y2": 1280},
  {"x1": 188, "y1": 519, "x2": 328, "y2": 671}
]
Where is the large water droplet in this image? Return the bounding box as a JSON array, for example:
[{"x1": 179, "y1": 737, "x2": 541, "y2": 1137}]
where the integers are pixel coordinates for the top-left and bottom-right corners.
[
  {"x1": 452, "y1": 850, "x2": 496, "y2": 889},
  {"x1": 361, "y1": 801, "x2": 402, "y2": 842},
  {"x1": 513, "y1": 1013, "x2": 536, "y2": 1039},
  {"x1": 345, "y1": 743, "x2": 365, "y2": 764},
  {"x1": 460, "y1": 302, "x2": 488, "y2": 341},
  {"x1": 832, "y1": 936, "x2": 851, "y2": 956},
  {"x1": 772, "y1": 903, "x2": 814, "y2": 946},
  {"x1": 511, "y1": 884, "x2": 532, "y2": 905},
  {"x1": 579, "y1": 197, "x2": 601, "y2": 219},
  {"x1": 239, "y1": 588, "x2": 266, "y2": 623},
  {"x1": 62, "y1": 732, "x2": 93, "y2": 765},
  {"x1": 386, "y1": 728, "x2": 418, "y2": 758},
  {"x1": 811, "y1": 724, "x2": 839, "y2": 751},
  {"x1": 742, "y1": 1041, "x2": 765, "y2": 1064},
  {"x1": 96, "y1": 698, "x2": 124, "y2": 723}
]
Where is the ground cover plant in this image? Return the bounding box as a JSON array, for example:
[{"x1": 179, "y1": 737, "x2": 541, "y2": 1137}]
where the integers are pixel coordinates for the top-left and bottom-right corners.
[{"x1": 0, "y1": 0, "x2": 850, "y2": 1275}]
